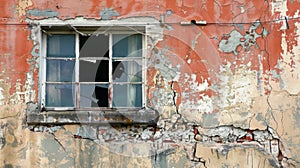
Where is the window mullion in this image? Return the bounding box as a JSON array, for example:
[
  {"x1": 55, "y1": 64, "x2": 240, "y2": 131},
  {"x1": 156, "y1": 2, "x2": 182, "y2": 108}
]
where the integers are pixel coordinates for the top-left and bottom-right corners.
[
  {"x1": 109, "y1": 33, "x2": 113, "y2": 108},
  {"x1": 75, "y1": 33, "x2": 80, "y2": 109},
  {"x1": 142, "y1": 33, "x2": 146, "y2": 108},
  {"x1": 41, "y1": 33, "x2": 47, "y2": 109}
]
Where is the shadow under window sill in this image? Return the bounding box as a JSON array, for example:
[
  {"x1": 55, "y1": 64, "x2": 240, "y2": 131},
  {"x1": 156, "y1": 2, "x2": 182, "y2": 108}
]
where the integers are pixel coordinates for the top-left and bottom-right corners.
[{"x1": 26, "y1": 108, "x2": 159, "y2": 126}]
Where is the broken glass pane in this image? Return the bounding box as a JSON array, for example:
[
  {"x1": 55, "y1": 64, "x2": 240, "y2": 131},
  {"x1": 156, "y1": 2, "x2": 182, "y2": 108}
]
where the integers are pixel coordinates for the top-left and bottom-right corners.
[
  {"x1": 113, "y1": 84, "x2": 142, "y2": 107},
  {"x1": 79, "y1": 60, "x2": 108, "y2": 82},
  {"x1": 46, "y1": 84, "x2": 74, "y2": 107},
  {"x1": 80, "y1": 84, "x2": 109, "y2": 107},
  {"x1": 112, "y1": 60, "x2": 142, "y2": 82},
  {"x1": 113, "y1": 34, "x2": 142, "y2": 57},
  {"x1": 46, "y1": 60, "x2": 75, "y2": 82},
  {"x1": 47, "y1": 34, "x2": 75, "y2": 58},
  {"x1": 79, "y1": 34, "x2": 109, "y2": 58}
]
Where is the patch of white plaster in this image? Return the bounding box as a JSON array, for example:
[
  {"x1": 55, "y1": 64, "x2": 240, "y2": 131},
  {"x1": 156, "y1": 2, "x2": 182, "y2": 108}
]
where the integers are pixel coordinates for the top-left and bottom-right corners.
[
  {"x1": 179, "y1": 95, "x2": 213, "y2": 113},
  {"x1": 17, "y1": 0, "x2": 33, "y2": 19},
  {"x1": 277, "y1": 22, "x2": 300, "y2": 94},
  {"x1": 186, "y1": 74, "x2": 209, "y2": 93},
  {"x1": 216, "y1": 63, "x2": 259, "y2": 110},
  {"x1": 271, "y1": 0, "x2": 288, "y2": 16},
  {"x1": 11, "y1": 73, "x2": 35, "y2": 104},
  {"x1": 240, "y1": 6, "x2": 245, "y2": 13},
  {"x1": 179, "y1": 74, "x2": 213, "y2": 113}
]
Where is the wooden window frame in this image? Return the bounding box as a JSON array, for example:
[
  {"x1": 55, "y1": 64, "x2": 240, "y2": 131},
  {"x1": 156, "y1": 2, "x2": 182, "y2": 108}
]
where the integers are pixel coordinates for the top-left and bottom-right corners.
[{"x1": 40, "y1": 28, "x2": 147, "y2": 111}]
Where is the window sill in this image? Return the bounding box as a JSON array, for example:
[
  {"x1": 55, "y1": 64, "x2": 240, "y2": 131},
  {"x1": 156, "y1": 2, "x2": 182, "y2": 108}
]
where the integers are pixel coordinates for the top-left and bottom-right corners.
[{"x1": 26, "y1": 109, "x2": 159, "y2": 125}]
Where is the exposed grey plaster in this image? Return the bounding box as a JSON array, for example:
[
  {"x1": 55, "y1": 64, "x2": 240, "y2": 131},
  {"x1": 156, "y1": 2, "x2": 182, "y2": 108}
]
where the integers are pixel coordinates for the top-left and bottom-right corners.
[
  {"x1": 30, "y1": 45, "x2": 39, "y2": 57},
  {"x1": 201, "y1": 113, "x2": 220, "y2": 127},
  {"x1": 218, "y1": 30, "x2": 243, "y2": 55},
  {"x1": 26, "y1": 9, "x2": 58, "y2": 18},
  {"x1": 236, "y1": 23, "x2": 244, "y2": 30},
  {"x1": 257, "y1": 53, "x2": 263, "y2": 95},
  {"x1": 99, "y1": 8, "x2": 120, "y2": 20},
  {"x1": 150, "y1": 46, "x2": 179, "y2": 81},
  {"x1": 25, "y1": 102, "x2": 38, "y2": 114},
  {"x1": 219, "y1": 21, "x2": 268, "y2": 55},
  {"x1": 41, "y1": 135, "x2": 71, "y2": 165},
  {"x1": 76, "y1": 126, "x2": 97, "y2": 140}
]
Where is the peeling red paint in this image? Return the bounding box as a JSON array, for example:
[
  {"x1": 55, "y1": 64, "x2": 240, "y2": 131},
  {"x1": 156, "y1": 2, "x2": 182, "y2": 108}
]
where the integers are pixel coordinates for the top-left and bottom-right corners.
[
  {"x1": 0, "y1": 0, "x2": 297, "y2": 104},
  {"x1": 0, "y1": 25, "x2": 33, "y2": 103},
  {"x1": 0, "y1": 0, "x2": 298, "y2": 105}
]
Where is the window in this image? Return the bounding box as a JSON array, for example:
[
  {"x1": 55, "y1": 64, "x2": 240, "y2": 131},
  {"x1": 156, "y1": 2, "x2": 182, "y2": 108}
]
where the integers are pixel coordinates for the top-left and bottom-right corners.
[{"x1": 41, "y1": 28, "x2": 146, "y2": 110}]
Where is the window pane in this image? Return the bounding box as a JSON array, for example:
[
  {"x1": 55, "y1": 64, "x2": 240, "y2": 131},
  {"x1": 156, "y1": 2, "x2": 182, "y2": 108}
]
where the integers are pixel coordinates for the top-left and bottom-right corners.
[
  {"x1": 113, "y1": 84, "x2": 142, "y2": 107},
  {"x1": 79, "y1": 60, "x2": 108, "y2": 82},
  {"x1": 47, "y1": 34, "x2": 75, "y2": 57},
  {"x1": 113, "y1": 60, "x2": 142, "y2": 82},
  {"x1": 46, "y1": 84, "x2": 74, "y2": 107},
  {"x1": 79, "y1": 34, "x2": 109, "y2": 58},
  {"x1": 46, "y1": 60, "x2": 75, "y2": 82},
  {"x1": 80, "y1": 84, "x2": 109, "y2": 107},
  {"x1": 113, "y1": 34, "x2": 142, "y2": 57}
]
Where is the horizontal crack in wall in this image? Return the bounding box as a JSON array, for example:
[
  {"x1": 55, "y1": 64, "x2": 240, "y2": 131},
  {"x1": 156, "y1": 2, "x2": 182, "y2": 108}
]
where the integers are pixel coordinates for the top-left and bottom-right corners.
[{"x1": 192, "y1": 125, "x2": 291, "y2": 167}]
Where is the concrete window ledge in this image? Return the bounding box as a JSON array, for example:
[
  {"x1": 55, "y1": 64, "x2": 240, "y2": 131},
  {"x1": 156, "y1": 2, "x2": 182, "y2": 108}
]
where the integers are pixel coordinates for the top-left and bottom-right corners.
[{"x1": 26, "y1": 109, "x2": 159, "y2": 125}]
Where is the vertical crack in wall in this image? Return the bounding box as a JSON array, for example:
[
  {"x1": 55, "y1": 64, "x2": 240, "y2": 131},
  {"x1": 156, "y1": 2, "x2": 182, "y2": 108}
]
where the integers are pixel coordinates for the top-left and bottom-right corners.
[
  {"x1": 259, "y1": 15, "x2": 283, "y2": 164},
  {"x1": 170, "y1": 81, "x2": 184, "y2": 130},
  {"x1": 170, "y1": 81, "x2": 179, "y2": 115}
]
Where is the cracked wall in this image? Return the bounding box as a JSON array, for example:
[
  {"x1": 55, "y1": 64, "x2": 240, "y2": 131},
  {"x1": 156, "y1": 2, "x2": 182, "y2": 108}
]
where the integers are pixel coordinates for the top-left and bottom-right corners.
[{"x1": 1, "y1": 0, "x2": 300, "y2": 167}]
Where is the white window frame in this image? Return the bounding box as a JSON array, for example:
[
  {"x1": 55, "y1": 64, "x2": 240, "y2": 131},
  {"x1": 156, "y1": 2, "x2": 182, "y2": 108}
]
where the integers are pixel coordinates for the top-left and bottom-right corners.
[{"x1": 40, "y1": 27, "x2": 147, "y2": 111}]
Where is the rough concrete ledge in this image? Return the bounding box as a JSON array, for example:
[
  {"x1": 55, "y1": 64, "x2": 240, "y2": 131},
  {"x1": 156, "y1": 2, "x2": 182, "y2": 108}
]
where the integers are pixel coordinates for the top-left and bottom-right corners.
[{"x1": 27, "y1": 109, "x2": 159, "y2": 125}]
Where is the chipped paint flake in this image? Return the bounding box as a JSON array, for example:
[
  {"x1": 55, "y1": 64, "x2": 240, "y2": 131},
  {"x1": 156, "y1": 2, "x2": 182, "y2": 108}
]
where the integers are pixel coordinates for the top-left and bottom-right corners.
[
  {"x1": 17, "y1": 0, "x2": 33, "y2": 19},
  {"x1": 192, "y1": 32, "x2": 201, "y2": 50}
]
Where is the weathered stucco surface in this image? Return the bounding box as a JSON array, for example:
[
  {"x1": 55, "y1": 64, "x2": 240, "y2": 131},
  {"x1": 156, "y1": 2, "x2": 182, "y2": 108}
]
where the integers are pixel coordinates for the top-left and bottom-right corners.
[{"x1": 0, "y1": 0, "x2": 300, "y2": 167}]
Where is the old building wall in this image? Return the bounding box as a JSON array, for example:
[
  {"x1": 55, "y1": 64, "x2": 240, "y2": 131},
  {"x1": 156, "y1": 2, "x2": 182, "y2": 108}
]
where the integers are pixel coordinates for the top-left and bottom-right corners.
[{"x1": 0, "y1": 0, "x2": 299, "y2": 167}]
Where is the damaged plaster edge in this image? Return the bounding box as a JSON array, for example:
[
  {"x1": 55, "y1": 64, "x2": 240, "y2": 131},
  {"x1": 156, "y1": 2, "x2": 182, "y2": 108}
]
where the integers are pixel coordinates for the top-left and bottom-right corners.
[
  {"x1": 195, "y1": 124, "x2": 281, "y2": 142},
  {"x1": 26, "y1": 16, "x2": 161, "y2": 27},
  {"x1": 193, "y1": 125, "x2": 295, "y2": 167}
]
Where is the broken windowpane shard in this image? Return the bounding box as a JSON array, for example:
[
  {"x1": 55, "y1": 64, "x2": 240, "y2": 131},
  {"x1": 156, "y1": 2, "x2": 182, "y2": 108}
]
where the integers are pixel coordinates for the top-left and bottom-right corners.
[
  {"x1": 80, "y1": 84, "x2": 109, "y2": 107},
  {"x1": 112, "y1": 60, "x2": 142, "y2": 82}
]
